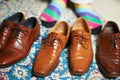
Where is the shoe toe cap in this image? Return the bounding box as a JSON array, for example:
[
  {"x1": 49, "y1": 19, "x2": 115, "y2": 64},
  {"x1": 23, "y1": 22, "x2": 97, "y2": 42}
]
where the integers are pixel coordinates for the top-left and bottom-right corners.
[
  {"x1": 99, "y1": 61, "x2": 120, "y2": 78},
  {"x1": 33, "y1": 66, "x2": 50, "y2": 77},
  {"x1": 70, "y1": 64, "x2": 89, "y2": 75}
]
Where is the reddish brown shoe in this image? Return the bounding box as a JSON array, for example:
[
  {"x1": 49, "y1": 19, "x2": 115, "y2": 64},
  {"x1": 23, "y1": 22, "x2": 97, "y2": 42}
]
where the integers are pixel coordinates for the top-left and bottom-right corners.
[
  {"x1": 0, "y1": 12, "x2": 25, "y2": 50},
  {"x1": 69, "y1": 18, "x2": 93, "y2": 75},
  {"x1": 33, "y1": 21, "x2": 70, "y2": 77},
  {"x1": 0, "y1": 17, "x2": 40, "y2": 67},
  {"x1": 96, "y1": 21, "x2": 120, "y2": 78}
]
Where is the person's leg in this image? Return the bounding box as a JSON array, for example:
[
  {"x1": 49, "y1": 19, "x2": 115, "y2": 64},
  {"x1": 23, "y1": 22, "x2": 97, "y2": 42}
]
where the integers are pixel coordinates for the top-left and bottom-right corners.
[
  {"x1": 40, "y1": 0, "x2": 67, "y2": 28},
  {"x1": 71, "y1": 0, "x2": 103, "y2": 34}
]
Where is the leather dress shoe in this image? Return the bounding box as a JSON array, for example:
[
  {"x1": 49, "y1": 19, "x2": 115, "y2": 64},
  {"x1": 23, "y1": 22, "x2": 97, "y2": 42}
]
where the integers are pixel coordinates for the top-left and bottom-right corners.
[
  {"x1": 0, "y1": 12, "x2": 25, "y2": 50},
  {"x1": 69, "y1": 18, "x2": 93, "y2": 75},
  {"x1": 96, "y1": 21, "x2": 120, "y2": 78},
  {"x1": 0, "y1": 17, "x2": 40, "y2": 67},
  {"x1": 33, "y1": 21, "x2": 70, "y2": 77}
]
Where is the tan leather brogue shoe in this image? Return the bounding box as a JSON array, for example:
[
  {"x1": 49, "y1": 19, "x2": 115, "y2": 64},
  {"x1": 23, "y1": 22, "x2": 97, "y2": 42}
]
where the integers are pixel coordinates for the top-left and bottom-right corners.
[
  {"x1": 0, "y1": 17, "x2": 40, "y2": 67},
  {"x1": 0, "y1": 12, "x2": 25, "y2": 50},
  {"x1": 69, "y1": 18, "x2": 93, "y2": 75},
  {"x1": 97, "y1": 21, "x2": 120, "y2": 78},
  {"x1": 33, "y1": 21, "x2": 70, "y2": 77}
]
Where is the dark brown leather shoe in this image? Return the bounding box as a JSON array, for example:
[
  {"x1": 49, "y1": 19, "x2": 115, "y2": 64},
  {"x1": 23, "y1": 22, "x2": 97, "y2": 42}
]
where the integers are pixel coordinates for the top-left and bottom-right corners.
[
  {"x1": 69, "y1": 18, "x2": 93, "y2": 75},
  {"x1": 96, "y1": 21, "x2": 120, "y2": 78},
  {"x1": 0, "y1": 17, "x2": 40, "y2": 67},
  {"x1": 33, "y1": 21, "x2": 70, "y2": 77},
  {"x1": 0, "y1": 12, "x2": 25, "y2": 50}
]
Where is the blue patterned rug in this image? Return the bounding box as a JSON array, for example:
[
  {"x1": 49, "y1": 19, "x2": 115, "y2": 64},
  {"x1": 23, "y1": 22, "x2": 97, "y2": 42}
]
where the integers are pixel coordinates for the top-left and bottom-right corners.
[{"x1": 0, "y1": 0, "x2": 119, "y2": 80}]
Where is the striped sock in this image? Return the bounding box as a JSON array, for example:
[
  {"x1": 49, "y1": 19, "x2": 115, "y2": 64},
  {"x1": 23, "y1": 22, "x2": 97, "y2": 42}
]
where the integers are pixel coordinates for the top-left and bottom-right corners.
[
  {"x1": 40, "y1": 0, "x2": 67, "y2": 28},
  {"x1": 75, "y1": 4, "x2": 103, "y2": 34}
]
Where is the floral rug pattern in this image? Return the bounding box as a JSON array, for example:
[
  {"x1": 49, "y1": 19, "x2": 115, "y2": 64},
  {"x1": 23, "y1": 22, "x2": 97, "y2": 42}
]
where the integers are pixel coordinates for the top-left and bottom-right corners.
[{"x1": 0, "y1": 0, "x2": 120, "y2": 80}]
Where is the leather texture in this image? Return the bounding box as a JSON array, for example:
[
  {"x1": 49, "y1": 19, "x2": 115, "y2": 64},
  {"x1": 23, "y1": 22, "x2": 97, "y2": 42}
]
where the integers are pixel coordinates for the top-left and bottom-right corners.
[
  {"x1": 0, "y1": 12, "x2": 25, "y2": 50},
  {"x1": 70, "y1": 18, "x2": 93, "y2": 75},
  {"x1": 0, "y1": 17, "x2": 40, "y2": 67},
  {"x1": 33, "y1": 21, "x2": 70, "y2": 77},
  {"x1": 96, "y1": 21, "x2": 120, "y2": 78}
]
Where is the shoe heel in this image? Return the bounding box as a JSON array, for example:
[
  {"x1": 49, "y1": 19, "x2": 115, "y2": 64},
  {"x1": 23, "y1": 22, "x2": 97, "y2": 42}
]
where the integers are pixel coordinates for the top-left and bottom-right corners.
[
  {"x1": 35, "y1": 30, "x2": 40, "y2": 41},
  {"x1": 35, "y1": 27, "x2": 40, "y2": 41},
  {"x1": 35, "y1": 33, "x2": 40, "y2": 41}
]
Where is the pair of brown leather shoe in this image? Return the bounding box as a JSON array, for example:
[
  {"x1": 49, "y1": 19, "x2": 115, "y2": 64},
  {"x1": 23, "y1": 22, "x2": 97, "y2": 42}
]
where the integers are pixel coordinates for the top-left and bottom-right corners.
[
  {"x1": 33, "y1": 18, "x2": 93, "y2": 77},
  {"x1": 0, "y1": 12, "x2": 40, "y2": 67},
  {"x1": 97, "y1": 21, "x2": 120, "y2": 78}
]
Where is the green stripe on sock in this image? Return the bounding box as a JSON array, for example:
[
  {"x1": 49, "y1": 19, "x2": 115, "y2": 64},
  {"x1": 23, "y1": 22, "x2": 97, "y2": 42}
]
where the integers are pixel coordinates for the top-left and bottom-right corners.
[
  {"x1": 44, "y1": 8, "x2": 60, "y2": 20},
  {"x1": 82, "y1": 16, "x2": 102, "y2": 24}
]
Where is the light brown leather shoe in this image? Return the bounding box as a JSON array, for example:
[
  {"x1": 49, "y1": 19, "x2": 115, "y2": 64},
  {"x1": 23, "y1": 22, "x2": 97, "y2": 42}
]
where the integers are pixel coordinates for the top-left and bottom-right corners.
[
  {"x1": 96, "y1": 21, "x2": 120, "y2": 78},
  {"x1": 0, "y1": 17, "x2": 40, "y2": 67},
  {"x1": 33, "y1": 21, "x2": 70, "y2": 77},
  {"x1": 69, "y1": 18, "x2": 93, "y2": 75},
  {"x1": 0, "y1": 12, "x2": 25, "y2": 50}
]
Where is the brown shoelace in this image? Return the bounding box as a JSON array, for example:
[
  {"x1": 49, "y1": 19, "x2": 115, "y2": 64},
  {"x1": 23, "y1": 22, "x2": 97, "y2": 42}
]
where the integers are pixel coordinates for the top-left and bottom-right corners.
[
  {"x1": 114, "y1": 34, "x2": 120, "y2": 50},
  {"x1": 12, "y1": 27, "x2": 28, "y2": 39},
  {"x1": 44, "y1": 33, "x2": 63, "y2": 50},
  {"x1": 0, "y1": 22, "x2": 10, "y2": 35},
  {"x1": 74, "y1": 32, "x2": 89, "y2": 49}
]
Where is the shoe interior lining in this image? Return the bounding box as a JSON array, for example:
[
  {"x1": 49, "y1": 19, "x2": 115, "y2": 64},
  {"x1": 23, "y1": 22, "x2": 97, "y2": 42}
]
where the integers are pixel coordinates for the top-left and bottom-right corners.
[
  {"x1": 21, "y1": 17, "x2": 36, "y2": 29},
  {"x1": 104, "y1": 22, "x2": 119, "y2": 34},
  {"x1": 72, "y1": 19, "x2": 90, "y2": 33},
  {"x1": 6, "y1": 12, "x2": 23, "y2": 23},
  {"x1": 54, "y1": 22, "x2": 68, "y2": 35}
]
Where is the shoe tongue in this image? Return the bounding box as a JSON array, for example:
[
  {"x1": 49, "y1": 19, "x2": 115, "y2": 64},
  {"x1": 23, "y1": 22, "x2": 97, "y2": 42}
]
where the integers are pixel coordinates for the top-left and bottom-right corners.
[
  {"x1": 3, "y1": 19, "x2": 16, "y2": 25},
  {"x1": 49, "y1": 32, "x2": 65, "y2": 39},
  {"x1": 50, "y1": 32, "x2": 58, "y2": 35},
  {"x1": 72, "y1": 30, "x2": 85, "y2": 35},
  {"x1": 11, "y1": 24, "x2": 31, "y2": 36},
  {"x1": 72, "y1": 30, "x2": 90, "y2": 39},
  {"x1": 17, "y1": 24, "x2": 31, "y2": 32}
]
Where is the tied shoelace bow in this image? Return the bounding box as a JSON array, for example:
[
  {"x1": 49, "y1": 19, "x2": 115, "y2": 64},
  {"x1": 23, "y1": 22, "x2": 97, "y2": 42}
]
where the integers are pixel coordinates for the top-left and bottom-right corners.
[
  {"x1": 11, "y1": 26, "x2": 28, "y2": 40},
  {"x1": 74, "y1": 32, "x2": 89, "y2": 49},
  {"x1": 0, "y1": 22, "x2": 9, "y2": 35},
  {"x1": 44, "y1": 33, "x2": 63, "y2": 50}
]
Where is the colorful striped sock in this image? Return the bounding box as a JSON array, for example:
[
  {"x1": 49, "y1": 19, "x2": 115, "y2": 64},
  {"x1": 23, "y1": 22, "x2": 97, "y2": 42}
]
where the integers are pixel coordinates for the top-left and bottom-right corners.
[
  {"x1": 75, "y1": 4, "x2": 103, "y2": 34},
  {"x1": 40, "y1": 0, "x2": 67, "y2": 28}
]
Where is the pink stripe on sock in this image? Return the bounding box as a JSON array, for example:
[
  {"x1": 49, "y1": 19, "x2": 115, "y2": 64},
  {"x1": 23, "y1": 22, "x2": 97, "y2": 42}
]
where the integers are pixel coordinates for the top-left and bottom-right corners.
[
  {"x1": 40, "y1": 13, "x2": 56, "y2": 22},
  {"x1": 63, "y1": 0, "x2": 67, "y2": 3},
  {"x1": 87, "y1": 21, "x2": 101, "y2": 29}
]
